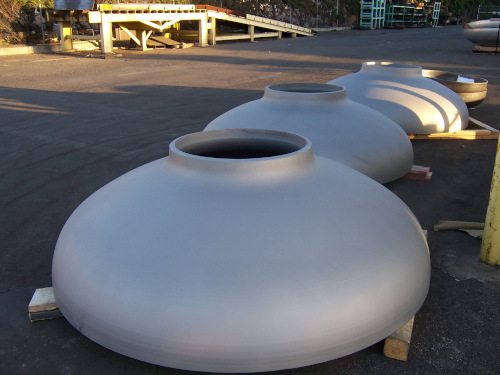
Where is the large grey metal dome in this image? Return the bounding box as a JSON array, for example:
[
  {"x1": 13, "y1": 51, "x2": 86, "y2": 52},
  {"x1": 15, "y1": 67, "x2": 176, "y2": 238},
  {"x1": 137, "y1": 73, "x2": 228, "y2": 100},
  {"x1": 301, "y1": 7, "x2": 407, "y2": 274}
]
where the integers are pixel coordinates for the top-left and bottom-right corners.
[{"x1": 52, "y1": 129, "x2": 430, "y2": 373}]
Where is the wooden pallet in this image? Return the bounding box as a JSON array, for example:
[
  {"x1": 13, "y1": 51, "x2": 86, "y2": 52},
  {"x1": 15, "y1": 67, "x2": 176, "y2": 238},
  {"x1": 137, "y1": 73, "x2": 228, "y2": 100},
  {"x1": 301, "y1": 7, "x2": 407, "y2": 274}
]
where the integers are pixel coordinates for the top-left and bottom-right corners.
[
  {"x1": 149, "y1": 36, "x2": 181, "y2": 47},
  {"x1": 148, "y1": 36, "x2": 194, "y2": 49},
  {"x1": 472, "y1": 45, "x2": 500, "y2": 54},
  {"x1": 408, "y1": 117, "x2": 499, "y2": 140},
  {"x1": 145, "y1": 39, "x2": 168, "y2": 49}
]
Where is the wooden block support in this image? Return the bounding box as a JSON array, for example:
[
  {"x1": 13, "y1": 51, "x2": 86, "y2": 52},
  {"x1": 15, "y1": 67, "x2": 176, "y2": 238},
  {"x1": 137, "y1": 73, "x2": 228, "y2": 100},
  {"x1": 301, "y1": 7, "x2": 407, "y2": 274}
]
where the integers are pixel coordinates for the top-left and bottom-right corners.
[
  {"x1": 383, "y1": 316, "x2": 414, "y2": 361},
  {"x1": 28, "y1": 287, "x2": 62, "y2": 322},
  {"x1": 434, "y1": 220, "x2": 484, "y2": 238},
  {"x1": 472, "y1": 45, "x2": 500, "y2": 53},
  {"x1": 434, "y1": 220, "x2": 484, "y2": 231},
  {"x1": 408, "y1": 117, "x2": 499, "y2": 140}
]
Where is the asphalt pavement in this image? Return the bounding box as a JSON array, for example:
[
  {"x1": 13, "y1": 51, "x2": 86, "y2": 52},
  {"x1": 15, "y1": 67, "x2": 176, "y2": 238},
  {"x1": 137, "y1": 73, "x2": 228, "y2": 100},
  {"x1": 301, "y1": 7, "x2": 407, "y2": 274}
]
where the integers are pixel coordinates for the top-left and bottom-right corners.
[{"x1": 0, "y1": 25, "x2": 499, "y2": 374}]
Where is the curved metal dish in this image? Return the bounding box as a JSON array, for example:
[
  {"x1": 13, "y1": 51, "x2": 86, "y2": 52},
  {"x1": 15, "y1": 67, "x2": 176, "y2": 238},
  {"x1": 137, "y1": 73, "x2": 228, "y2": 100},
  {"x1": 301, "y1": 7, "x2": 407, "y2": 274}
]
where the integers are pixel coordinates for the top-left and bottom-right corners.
[
  {"x1": 466, "y1": 18, "x2": 500, "y2": 28},
  {"x1": 422, "y1": 69, "x2": 488, "y2": 108},
  {"x1": 464, "y1": 27, "x2": 500, "y2": 47},
  {"x1": 328, "y1": 62, "x2": 469, "y2": 134},
  {"x1": 205, "y1": 83, "x2": 413, "y2": 183},
  {"x1": 52, "y1": 129, "x2": 430, "y2": 373}
]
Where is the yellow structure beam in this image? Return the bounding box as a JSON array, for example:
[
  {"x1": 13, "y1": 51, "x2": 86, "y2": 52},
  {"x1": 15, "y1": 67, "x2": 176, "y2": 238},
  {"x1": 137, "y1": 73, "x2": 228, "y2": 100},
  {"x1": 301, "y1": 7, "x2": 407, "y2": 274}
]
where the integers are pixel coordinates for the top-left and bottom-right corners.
[
  {"x1": 119, "y1": 25, "x2": 141, "y2": 46},
  {"x1": 59, "y1": 21, "x2": 74, "y2": 52},
  {"x1": 481, "y1": 137, "x2": 500, "y2": 265}
]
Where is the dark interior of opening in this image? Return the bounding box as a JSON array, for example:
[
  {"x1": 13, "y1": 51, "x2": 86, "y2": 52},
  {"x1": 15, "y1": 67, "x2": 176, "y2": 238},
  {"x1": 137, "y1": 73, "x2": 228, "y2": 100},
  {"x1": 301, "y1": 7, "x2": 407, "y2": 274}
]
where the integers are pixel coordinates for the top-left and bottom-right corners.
[
  {"x1": 271, "y1": 84, "x2": 338, "y2": 94},
  {"x1": 280, "y1": 87, "x2": 335, "y2": 93},
  {"x1": 181, "y1": 138, "x2": 302, "y2": 159}
]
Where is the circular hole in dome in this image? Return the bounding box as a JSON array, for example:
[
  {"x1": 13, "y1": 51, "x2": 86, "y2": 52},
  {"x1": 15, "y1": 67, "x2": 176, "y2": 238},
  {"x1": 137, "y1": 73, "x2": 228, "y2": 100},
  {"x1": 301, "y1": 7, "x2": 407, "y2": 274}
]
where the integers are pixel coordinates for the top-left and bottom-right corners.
[
  {"x1": 269, "y1": 83, "x2": 343, "y2": 94},
  {"x1": 180, "y1": 137, "x2": 303, "y2": 159}
]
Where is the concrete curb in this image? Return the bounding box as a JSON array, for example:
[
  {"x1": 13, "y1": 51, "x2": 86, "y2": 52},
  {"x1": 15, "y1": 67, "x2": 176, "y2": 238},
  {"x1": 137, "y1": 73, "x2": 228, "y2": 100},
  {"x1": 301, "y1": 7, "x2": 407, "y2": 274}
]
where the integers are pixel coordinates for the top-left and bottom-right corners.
[
  {"x1": 0, "y1": 41, "x2": 99, "y2": 56},
  {"x1": 311, "y1": 27, "x2": 352, "y2": 32},
  {"x1": 0, "y1": 28, "x2": 350, "y2": 56}
]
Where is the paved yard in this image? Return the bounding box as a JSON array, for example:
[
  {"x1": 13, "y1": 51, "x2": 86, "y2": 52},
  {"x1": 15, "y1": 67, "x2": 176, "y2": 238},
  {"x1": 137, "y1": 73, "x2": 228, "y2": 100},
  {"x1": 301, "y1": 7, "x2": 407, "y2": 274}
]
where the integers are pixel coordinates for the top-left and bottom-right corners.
[{"x1": 1, "y1": 25, "x2": 499, "y2": 374}]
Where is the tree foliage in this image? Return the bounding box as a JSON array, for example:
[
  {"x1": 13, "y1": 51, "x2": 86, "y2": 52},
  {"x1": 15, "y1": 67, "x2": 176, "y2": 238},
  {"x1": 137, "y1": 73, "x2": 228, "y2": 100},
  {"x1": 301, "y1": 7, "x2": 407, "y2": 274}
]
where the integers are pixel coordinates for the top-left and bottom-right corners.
[
  {"x1": 5, "y1": 0, "x2": 499, "y2": 45},
  {"x1": 196, "y1": 0, "x2": 360, "y2": 26},
  {"x1": 441, "y1": 0, "x2": 500, "y2": 18},
  {"x1": 0, "y1": 0, "x2": 361, "y2": 45},
  {"x1": 1, "y1": 0, "x2": 55, "y2": 44}
]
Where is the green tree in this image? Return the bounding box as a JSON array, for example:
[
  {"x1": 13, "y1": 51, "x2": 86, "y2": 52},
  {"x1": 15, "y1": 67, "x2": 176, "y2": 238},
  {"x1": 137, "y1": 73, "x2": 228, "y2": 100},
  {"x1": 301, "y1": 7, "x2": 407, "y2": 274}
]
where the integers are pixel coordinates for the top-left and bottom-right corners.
[
  {"x1": 1, "y1": 0, "x2": 55, "y2": 44},
  {"x1": 441, "y1": 0, "x2": 500, "y2": 19}
]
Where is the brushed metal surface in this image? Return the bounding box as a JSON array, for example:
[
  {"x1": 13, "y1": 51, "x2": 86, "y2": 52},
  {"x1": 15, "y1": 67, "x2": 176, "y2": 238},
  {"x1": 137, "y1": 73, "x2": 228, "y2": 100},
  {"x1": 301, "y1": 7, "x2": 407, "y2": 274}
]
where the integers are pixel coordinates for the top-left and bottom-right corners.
[
  {"x1": 329, "y1": 62, "x2": 469, "y2": 135},
  {"x1": 52, "y1": 129, "x2": 430, "y2": 373},
  {"x1": 205, "y1": 83, "x2": 413, "y2": 183}
]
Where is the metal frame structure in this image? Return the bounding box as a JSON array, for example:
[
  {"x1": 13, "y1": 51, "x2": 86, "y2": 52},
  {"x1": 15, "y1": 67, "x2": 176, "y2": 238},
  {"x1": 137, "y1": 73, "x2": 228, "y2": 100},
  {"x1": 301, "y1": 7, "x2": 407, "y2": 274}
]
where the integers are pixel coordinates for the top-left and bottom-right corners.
[
  {"x1": 359, "y1": 0, "x2": 386, "y2": 29},
  {"x1": 48, "y1": 4, "x2": 314, "y2": 54},
  {"x1": 359, "y1": 1, "x2": 441, "y2": 29}
]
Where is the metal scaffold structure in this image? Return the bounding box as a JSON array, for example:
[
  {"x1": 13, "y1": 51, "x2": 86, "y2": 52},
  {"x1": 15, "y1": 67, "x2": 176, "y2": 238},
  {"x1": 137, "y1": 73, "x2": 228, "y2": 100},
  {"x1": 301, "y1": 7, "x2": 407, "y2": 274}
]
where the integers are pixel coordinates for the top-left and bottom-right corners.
[
  {"x1": 360, "y1": 1, "x2": 441, "y2": 29},
  {"x1": 359, "y1": 0, "x2": 386, "y2": 29}
]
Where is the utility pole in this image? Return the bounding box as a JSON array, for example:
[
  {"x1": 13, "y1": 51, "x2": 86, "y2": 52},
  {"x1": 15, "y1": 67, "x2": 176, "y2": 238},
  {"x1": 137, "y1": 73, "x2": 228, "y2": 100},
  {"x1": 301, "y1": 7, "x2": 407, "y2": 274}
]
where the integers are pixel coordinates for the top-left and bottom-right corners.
[
  {"x1": 39, "y1": 0, "x2": 45, "y2": 43},
  {"x1": 316, "y1": 0, "x2": 319, "y2": 28},
  {"x1": 337, "y1": 0, "x2": 339, "y2": 27}
]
